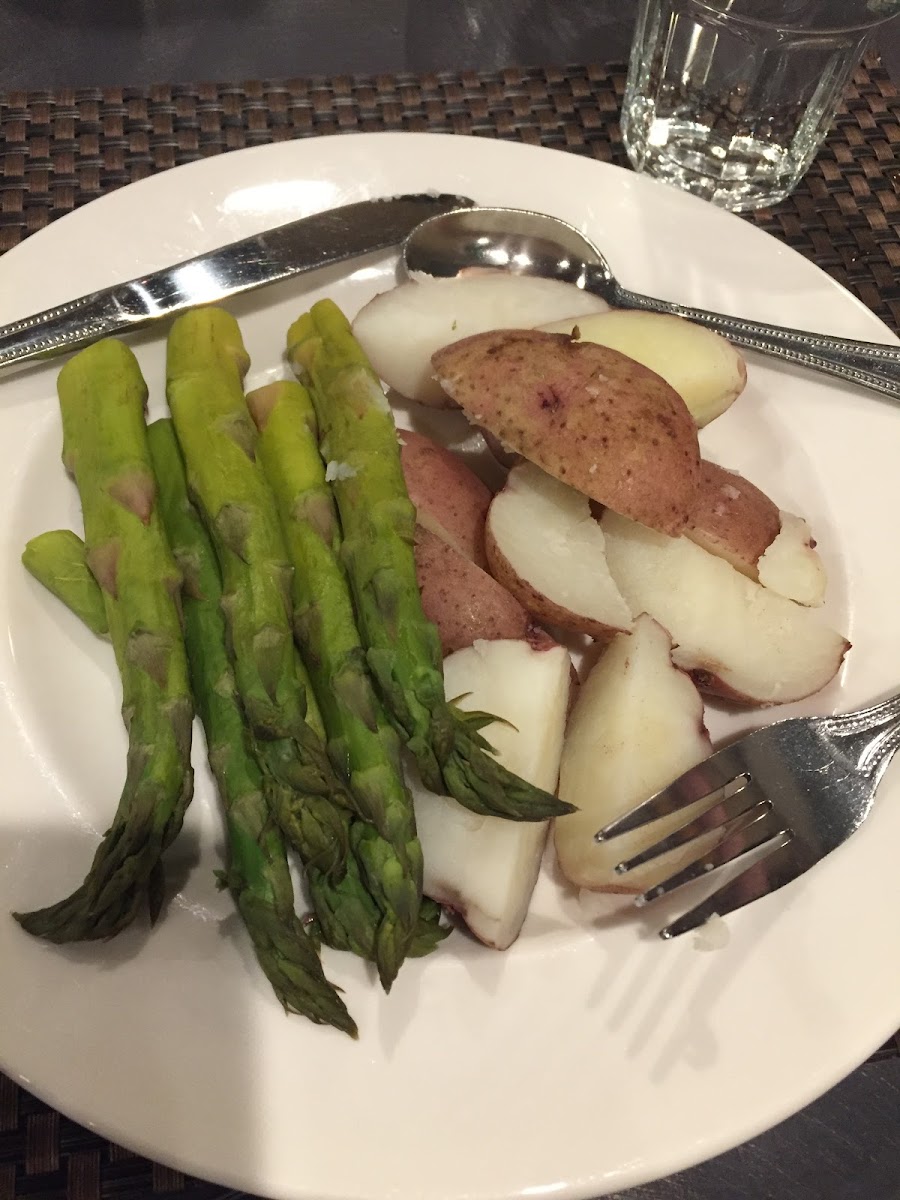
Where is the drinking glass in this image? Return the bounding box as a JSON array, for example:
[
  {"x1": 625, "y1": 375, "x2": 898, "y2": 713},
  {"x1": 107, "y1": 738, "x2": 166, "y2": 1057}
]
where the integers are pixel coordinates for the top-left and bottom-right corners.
[{"x1": 622, "y1": 0, "x2": 899, "y2": 211}]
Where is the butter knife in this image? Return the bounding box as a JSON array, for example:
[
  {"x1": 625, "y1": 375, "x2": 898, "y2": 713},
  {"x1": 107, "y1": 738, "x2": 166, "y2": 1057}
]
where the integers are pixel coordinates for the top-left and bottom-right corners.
[{"x1": 0, "y1": 192, "x2": 474, "y2": 372}]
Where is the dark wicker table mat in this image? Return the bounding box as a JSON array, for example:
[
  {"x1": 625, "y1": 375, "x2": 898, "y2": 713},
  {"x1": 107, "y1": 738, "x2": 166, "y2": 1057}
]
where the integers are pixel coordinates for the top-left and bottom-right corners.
[{"x1": 2, "y1": 51, "x2": 900, "y2": 1200}]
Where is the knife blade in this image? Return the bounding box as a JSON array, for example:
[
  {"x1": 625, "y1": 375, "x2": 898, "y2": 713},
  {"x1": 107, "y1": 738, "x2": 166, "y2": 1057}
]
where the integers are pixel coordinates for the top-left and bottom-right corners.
[{"x1": 0, "y1": 192, "x2": 475, "y2": 372}]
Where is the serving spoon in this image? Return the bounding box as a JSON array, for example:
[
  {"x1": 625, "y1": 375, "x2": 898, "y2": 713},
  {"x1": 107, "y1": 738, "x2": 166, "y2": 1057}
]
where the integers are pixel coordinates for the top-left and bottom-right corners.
[{"x1": 403, "y1": 206, "x2": 900, "y2": 404}]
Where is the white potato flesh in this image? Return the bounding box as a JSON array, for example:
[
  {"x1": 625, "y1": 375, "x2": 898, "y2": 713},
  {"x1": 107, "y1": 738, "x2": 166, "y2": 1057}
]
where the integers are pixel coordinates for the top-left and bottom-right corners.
[
  {"x1": 600, "y1": 511, "x2": 848, "y2": 705},
  {"x1": 486, "y1": 461, "x2": 633, "y2": 637},
  {"x1": 555, "y1": 614, "x2": 712, "y2": 892},
  {"x1": 539, "y1": 309, "x2": 746, "y2": 427},
  {"x1": 757, "y1": 511, "x2": 827, "y2": 607},
  {"x1": 353, "y1": 274, "x2": 608, "y2": 407},
  {"x1": 410, "y1": 639, "x2": 571, "y2": 949}
]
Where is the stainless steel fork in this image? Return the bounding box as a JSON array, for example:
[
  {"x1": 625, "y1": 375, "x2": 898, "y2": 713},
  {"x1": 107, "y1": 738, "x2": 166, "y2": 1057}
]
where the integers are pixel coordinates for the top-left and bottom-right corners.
[{"x1": 595, "y1": 693, "x2": 900, "y2": 940}]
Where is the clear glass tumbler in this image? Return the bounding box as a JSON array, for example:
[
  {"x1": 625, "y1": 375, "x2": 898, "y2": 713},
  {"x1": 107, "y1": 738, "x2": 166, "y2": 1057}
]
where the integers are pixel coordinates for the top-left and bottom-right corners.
[{"x1": 622, "y1": 0, "x2": 899, "y2": 211}]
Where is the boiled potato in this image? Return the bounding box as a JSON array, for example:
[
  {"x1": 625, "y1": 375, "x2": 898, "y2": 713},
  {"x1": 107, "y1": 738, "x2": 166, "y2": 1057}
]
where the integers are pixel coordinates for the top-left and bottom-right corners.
[
  {"x1": 601, "y1": 511, "x2": 848, "y2": 705},
  {"x1": 411, "y1": 639, "x2": 572, "y2": 948},
  {"x1": 540, "y1": 310, "x2": 746, "y2": 427},
  {"x1": 399, "y1": 428, "x2": 492, "y2": 568},
  {"x1": 485, "y1": 461, "x2": 632, "y2": 640},
  {"x1": 414, "y1": 526, "x2": 551, "y2": 655},
  {"x1": 555, "y1": 614, "x2": 713, "y2": 893},
  {"x1": 687, "y1": 461, "x2": 781, "y2": 577},
  {"x1": 758, "y1": 512, "x2": 827, "y2": 607},
  {"x1": 433, "y1": 330, "x2": 701, "y2": 536},
  {"x1": 688, "y1": 462, "x2": 827, "y2": 605},
  {"x1": 353, "y1": 274, "x2": 608, "y2": 407}
]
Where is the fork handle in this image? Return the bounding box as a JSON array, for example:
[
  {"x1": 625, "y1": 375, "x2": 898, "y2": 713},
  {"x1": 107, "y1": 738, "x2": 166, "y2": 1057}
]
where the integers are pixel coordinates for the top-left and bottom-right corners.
[
  {"x1": 612, "y1": 284, "x2": 900, "y2": 404},
  {"x1": 821, "y1": 693, "x2": 900, "y2": 783},
  {"x1": 828, "y1": 691, "x2": 900, "y2": 733}
]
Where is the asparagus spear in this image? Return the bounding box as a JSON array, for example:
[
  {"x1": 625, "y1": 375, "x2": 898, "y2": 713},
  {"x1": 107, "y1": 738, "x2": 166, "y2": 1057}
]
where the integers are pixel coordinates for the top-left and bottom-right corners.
[
  {"x1": 23, "y1": 528, "x2": 109, "y2": 637},
  {"x1": 15, "y1": 339, "x2": 194, "y2": 942},
  {"x1": 286, "y1": 301, "x2": 575, "y2": 822},
  {"x1": 247, "y1": 380, "x2": 424, "y2": 988},
  {"x1": 146, "y1": 418, "x2": 356, "y2": 1035},
  {"x1": 164, "y1": 308, "x2": 352, "y2": 879},
  {"x1": 309, "y1": 865, "x2": 450, "y2": 962},
  {"x1": 22, "y1": 516, "x2": 445, "y2": 1010}
]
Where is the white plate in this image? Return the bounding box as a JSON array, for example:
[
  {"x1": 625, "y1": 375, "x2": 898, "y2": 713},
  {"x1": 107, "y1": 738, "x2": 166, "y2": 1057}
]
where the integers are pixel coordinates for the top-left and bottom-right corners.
[{"x1": 1, "y1": 132, "x2": 899, "y2": 1200}]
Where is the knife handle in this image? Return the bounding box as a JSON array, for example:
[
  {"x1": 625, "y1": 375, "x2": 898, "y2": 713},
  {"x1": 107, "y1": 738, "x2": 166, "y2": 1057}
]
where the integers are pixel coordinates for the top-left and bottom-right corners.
[
  {"x1": 0, "y1": 291, "x2": 134, "y2": 370},
  {"x1": 0, "y1": 192, "x2": 477, "y2": 373}
]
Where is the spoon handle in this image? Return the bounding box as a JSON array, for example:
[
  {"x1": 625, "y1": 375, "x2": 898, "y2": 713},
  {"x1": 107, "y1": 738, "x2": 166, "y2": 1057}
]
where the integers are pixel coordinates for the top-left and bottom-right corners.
[{"x1": 613, "y1": 285, "x2": 900, "y2": 403}]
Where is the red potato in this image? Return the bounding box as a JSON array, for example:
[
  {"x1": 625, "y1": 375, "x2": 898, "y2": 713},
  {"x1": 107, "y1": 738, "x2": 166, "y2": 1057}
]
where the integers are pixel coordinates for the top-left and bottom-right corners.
[
  {"x1": 758, "y1": 512, "x2": 827, "y2": 607},
  {"x1": 600, "y1": 510, "x2": 849, "y2": 705},
  {"x1": 688, "y1": 462, "x2": 828, "y2": 606},
  {"x1": 399, "y1": 428, "x2": 492, "y2": 568},
  {"x1": 687, "y1": 461, "x2": 782, "y2": 577},
  {"x1": 485, "y1": 461, "x2": 633, "y2": 641},
  {"x1": 555, "y1": 614, "x2": 713, "y2": 894},
  {"x1": 540, "y1": 310, "x2": 747, "y2": 428},
  {"x1": 352, "y1": 274, "x2": 609, "y2": 407},
  {"x1": 411, "y1": 638, "x2": 572, "y2": 948},
  {"x1": 433, "y1": 329, "x2": 701, "y2": 535},
  {"x1": 414, "y1": 525, "x2": 554, "y2": 655}
]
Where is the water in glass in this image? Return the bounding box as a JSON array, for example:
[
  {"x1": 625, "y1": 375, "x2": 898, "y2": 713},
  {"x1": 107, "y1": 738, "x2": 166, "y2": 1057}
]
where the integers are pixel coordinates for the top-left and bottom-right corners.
[{"x1": 622, "y1": 0, "x2": 897, "y2": 210}]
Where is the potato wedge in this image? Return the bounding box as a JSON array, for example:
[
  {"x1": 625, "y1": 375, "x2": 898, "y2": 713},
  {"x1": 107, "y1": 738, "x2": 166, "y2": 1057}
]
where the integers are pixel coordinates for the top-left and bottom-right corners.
[
  {"x1": 414, "y1": 525, "x2": 552, "y2": 655},
  {"x1": 688, "y1": 462, "x2": 828, "y2": 605},
  {"x1": 353, "y1": 275, "x2": 608, "y2": 407},
  {"x1": 485, "y1": 461, "x2": 632, "y2": 640},
  {"x1": 411, "y1": 639, "x2": 572, "y2": 949},
  {"x1": 399, "y1": 428, "x2": 492, "y2": 567},
  {"x1": 687, "y1": 461, "x2": 781, "y2": 577},
  {"x1": 540, "y1": 310, "x2": 746, "y2": 427},
  {"x1": 758, "y1": 512, "x2": 827, "y2": 607},
  {"x1": 433, "y1": 329, "x2": 701, "y2": 535},
  {"x1": 555, "y1": 614, "x2": 712, "y2": 893},
  {"x1": 601, "y1": 511, "x2": 849, "y2": 705}
]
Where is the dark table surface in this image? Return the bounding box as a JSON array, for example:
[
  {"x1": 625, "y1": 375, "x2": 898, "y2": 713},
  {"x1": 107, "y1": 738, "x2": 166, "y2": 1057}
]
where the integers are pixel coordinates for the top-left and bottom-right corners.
[{"x1": 2, "y1": 4, "x2": 900, "y2": 1200}]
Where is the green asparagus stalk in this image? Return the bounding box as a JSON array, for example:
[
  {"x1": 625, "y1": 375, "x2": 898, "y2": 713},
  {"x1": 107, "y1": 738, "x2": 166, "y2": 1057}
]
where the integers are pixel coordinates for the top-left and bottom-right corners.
[
  {"x1": 247, "y1": 380, "x2": 424, "y2": 988},
  {"x1": 286, "y1": 301, "x2": 574, "y2": 823},
  {"x1": 15, "y1": 339, "x2": 194, "y2": 942},
  {"x1": 23, "y1": 528, "x2": 110, "y2": 637},
  {"x1": 164, "y1": 307, "x2": 352, "y2": 879},
  {"x1": 408, "y1": 898, "x2": 453, "y2": 958},
  {"x1": 20, "y1": 517, "x2": 446, "y2": 1013},
  {"x1": 146, "y1": 418, "x2": 356, "y2": 1035},
  {"x1": 309, "y1": 863, "x2": 449, "y2": 962}
]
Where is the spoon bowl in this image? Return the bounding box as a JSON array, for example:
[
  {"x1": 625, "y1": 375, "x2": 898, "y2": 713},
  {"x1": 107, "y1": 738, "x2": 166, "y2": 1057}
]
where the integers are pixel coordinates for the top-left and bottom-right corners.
[
  {"x1": 402, "y1": 204, "x2": 900, "y2": 403},
  {"x1": 403, "y1": 206, "x2": 613, "y2": 292}
]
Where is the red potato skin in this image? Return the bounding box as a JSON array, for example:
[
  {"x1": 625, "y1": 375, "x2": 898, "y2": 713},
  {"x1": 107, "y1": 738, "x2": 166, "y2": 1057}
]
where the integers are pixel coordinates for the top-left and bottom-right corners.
[
  {"x1": 432, "y1": 329, "x2": 701, "y2": 536},
  {"x1": 399, "y1": 428, "x2": 493, "y2": 568},
  {"x1": 414, "y1": 526, "x2": 555, "y2": 655},
  {"x1": 688, "y1": 461, "x2": 781, "y2": 576},
  {"x1": 414, "y1": 527, "x2": 580, "y2": 711}
]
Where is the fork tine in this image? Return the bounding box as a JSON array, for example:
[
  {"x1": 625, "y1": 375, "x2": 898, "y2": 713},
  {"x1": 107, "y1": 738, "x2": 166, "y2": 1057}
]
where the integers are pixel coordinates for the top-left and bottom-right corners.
[
  {"x1": 613, "y1": 785, "x2": 771, "y2": 874},
  {"x1": 595, "y1": 745, "x2": 750, "y2": 842},
  {"x1": 659, "y1": 838, "x2": 805, "y2": 939},
  {"x1": 635, "y1": 806, "x2": 791, "y2": 907}
]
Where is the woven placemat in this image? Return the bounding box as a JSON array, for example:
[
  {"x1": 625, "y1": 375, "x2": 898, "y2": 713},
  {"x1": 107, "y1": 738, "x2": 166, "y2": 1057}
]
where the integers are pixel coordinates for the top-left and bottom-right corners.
[
  {"x1": 2, "y1": 51, "x2": 900, "y2": 1200},
  {"x1": 2, "y1": 53, "x2": 900, "y2": 330}
]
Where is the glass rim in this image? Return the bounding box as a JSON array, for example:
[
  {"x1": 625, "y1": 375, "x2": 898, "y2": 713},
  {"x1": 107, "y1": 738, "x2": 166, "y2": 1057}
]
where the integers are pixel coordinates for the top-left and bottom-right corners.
[{"x1": 673, "y1": 0, "x2": 899, "y2": 35}]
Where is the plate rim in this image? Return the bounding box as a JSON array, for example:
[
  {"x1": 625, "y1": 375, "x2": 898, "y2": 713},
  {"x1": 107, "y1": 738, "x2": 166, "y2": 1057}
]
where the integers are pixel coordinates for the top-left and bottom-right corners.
[{"x1": 1, "y1": 129, "x2": 899, "y2": 1200}]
